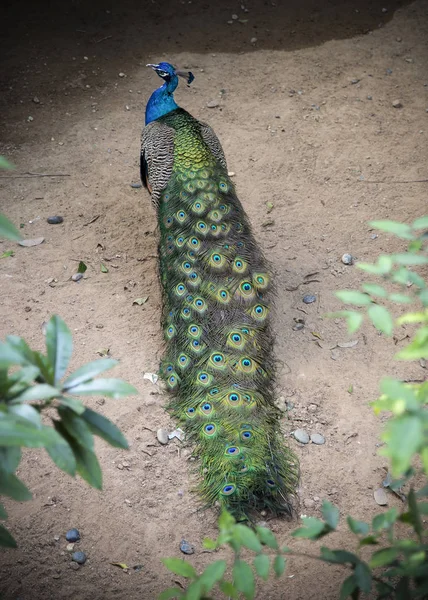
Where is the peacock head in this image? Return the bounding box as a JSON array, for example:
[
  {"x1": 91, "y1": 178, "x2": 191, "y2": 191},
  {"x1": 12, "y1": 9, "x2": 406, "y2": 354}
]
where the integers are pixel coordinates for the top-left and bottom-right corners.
[{"x1": 146, "y1": 62, "x2": 195, "y2": 86}]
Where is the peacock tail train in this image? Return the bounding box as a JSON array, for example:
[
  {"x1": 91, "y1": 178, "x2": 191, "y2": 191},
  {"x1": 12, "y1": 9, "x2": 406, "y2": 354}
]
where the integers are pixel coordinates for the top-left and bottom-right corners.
[{"x1": 141, "y1": 63, "x2": 298, "y2": 519}]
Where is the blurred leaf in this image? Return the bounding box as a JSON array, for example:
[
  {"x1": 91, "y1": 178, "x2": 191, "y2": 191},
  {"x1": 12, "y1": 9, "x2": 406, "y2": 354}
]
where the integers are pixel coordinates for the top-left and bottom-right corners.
[
  {"x1": 219, "y1": 581, "x2": 238, "y2": 598},
  {"x1": 44, "y1": 434, "x2": 76, "y2": 476},
  {"x1": 77, "y1": 261, "x2": 87, "y2": 274},
  {"x1": 320, "y1": 548, "x2": 359, "y2": 565},
  {"x1": 12, "y1": 384, "x2": 59, "y2": 404},
  {"x1": 292, "y1": 517, "x2": 326, "y2": 539},
  {"x1": 218, "y1": 510, "x2": 235, "y2": 531},
  {"x1": 361, "y1": 283, "x2": 387, "y2": 298},
  {"x1": 55, "y1": 421, "x2": 102, "y2": 489},
  {"x1": 0, "y1": 416, "x2": 61, "y2": 448},
  {"x1": 0, "y1": 503, "x2": 7, "y2": 519},
  {"x1": 395, "y1": 327, "x2": 428, "y2": 360},
  {"x1": 358, "y1": 255, "x2": 393, "y2": 275},
  {"x1": 58, "y1": 396, "x2": 85, "y2": 415},
  {"x1": 0, "y1": 250, "x2": 14, "y2": 259},
  {"x1": 392, "y1": 253, "x2": 428, "y2": 266},
  {"x1": 380, "y1": 416, "x2": 423, "y2": 475},
  {"x1": 184, "y1": 580, "x2": 202, "y2": 600},
  {"x1": 199, "y1": 560, "x2": 227, "y2": 591},
  {"x1": 0, "y1": 157, "x2": 14, "y2": 169},
  {"x1": 0, "y1": 471, "x2": 32, "y2": 501},
  {"x1": 359, "y1": 535, "x2": 378, "y2": 546},
  {"x1": 63, "y1": 359, "x2": 118, "y2": 391},
  {"x1": 407, "y1": 487, "x2": 423, "y2": 540},
  {"x1": 419, "y1": 289, "x2": 428, "y2": 307},
  {"x1": 8, "y1": 404, "x2": 42, "y2": 428},
  {"x1": 369, "y1": 220, "x2": 414, "y2": 240},
  {"x1": 162, "y1": 558, "x2": 197, "y2": 579},
  {"x1": 340, "y1": 575, "x2": 357, "y2": 600},
  {"x1": 232, "y1": 559, "x2": 255, "y2": 600},
  {"x1": 58, "y1": 407, "x2": 94, "y2": 451},
  {"x1": 0, "y1": 341, "x2": 28, "y2": 368},
  {"x1": 336, "y1": 291, "x2": 372, "y2": 306},
  {"x1": 372, "y1": 509, "x2": 398, "y2": 532},
  {"x1": 158, "y1": 587, "x2": 185, "y2": 600},
  {"x1": 380, "y1": 378, "x2": 419, "y2": 411},
  {"x1": 396, "y1": 312, "x2": 428, "y2": 325},
  {"x1": 421, "y1": 448, "x2": 428, "y2": 478},
  {"x1": 255, "y1": 526, "x2": 279, "y2": 550},
  {"x1": 347, "y1": 516, "x2": 369, "y2": 536},
  {"x1": 0, "y1": 213, "x2": 21, "y2": 241},
  {"x1": 235, "y1": 524, "x2": 262, "y2": 553},
  {"x1": 412, "y1": 216, "x2": 428, "y2": 229},
  {"x1": 81, "y1": 407, "x2": 128, "y2": 449},
  {"x1": 253, "y1": 554, "x2": 270, "y2": 581},
  {"x1": 322, "y1": 501, "x2": 339, "y2": 529},
  {"x1": 273, "y1": 555, "x2": 285, "y2": 577},
  {"x1": 133, "y1": 297, "x2": 148, "y2": 306},
  {"x1": 369, "y1": 548, "x2": 399, "y2": 568},
  {"x1": 0, "y1": 524, "x2": 17, "y2": 548},
  {"x1": 100, "y1": 263, "x2": 109, "y2": 273},
  {"x1": 45, "y1": 316, "x2": 73, "y2": 385},
  {"x1": 388, "y1": 293, "x2": 412, "y2": 304},
  {"x1": 367, "y1": 305, "x2": 393, "y2": 335},
  {"x1": 67, "y1": 378, "x2": 137, "y2": 398},
  {"x1": 354, "y1": 562, "x2": 372, "y2": 593},
  {"x1": 202, "y1": 537, "x2": 217, "y2": 550},
  {"x1": 0, "y1": 447, "x2": 21, "y2": 474},
  {"x1": 408, "y1": 270, "x2": 427, "y2": 289}
]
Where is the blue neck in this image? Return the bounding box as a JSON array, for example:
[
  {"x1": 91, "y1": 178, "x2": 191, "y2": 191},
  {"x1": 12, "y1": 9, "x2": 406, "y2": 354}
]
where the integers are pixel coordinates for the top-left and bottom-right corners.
[{"x1": 145, "y1": 75, "x2": 179, "y2": 124}]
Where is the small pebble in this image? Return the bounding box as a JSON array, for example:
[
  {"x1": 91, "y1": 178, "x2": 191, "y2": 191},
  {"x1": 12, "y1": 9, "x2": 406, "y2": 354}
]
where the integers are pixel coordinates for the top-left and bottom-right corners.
[
  {"x1": 367, "y1": 95, "x2": 372, "y2": 100},
  {"x1": 292, "y1": 322, "x2": 304, "y2": 331},
  {"x1": 385, "y1": 68, "x2": 393, "y2": 75},
  {"x1": 65, "y1": 528, "x2": 80, "y2": 543},
  {"x1": 157, "y1": 428, "x2": 169, "y2": 445},
  {"x1": 308, "y1": 404, "x2": 317, "y2": 412},
  {"x1": 33, "y1": 96, "x2": 40, "y2": 103},
  {"x1": 250, "y1": 37, "x2": 258, "y2": 44},
  {"x1": 72, "y1": 551, "x2": 87, "y2": 565},
  {"x1": 392, "y1": 99, "x2": 403, "y2": 108},
  {"x1": 70, "y1": 562, "x2": 80, "y2": 571},
  {"x1": 341, "y1": 253, "x2": 353, "y2": 265},
  {"x1": 206, "y1": 100, "x2": 219, "y2": 108},
  {"x1": 71, "y1": 273, "x2": 83, "y2": 282},
  {"x1": 66, "y1": 543, "x2": 75, "y2": 552},
  {"x1": 54, "y1": 535, "x2": 60, "y2": 542},
  {"x1": 118, "y1": 72, "x2": 126, "y2": 78},
  {"x1": 350, "y1": 78, "x2": 360, "y2": 84},
  {"x1": 180, "y1": 539, "x2": 195, "y2": 555},
  {"x1": 303, "y1": 294, "x2": 316, "y2": 304},
  {"x1": 374, "y1": 488, "x2": 388, "y2": 506},
  {"x1": 304, "y1": 499, "x2": 315, "y2": 508},
  {"x1": 293, "y1": 429, "x2": 310, "y2": 444},
  {"x1": 47, "y1": 216, "x2": 64, "y2": 225},
  {"x1": 130, "y1": 182, "x2": 142, "y2": 188},
  {"x1": 311, "y1": 433, "x2": 325, "y2": 445}
]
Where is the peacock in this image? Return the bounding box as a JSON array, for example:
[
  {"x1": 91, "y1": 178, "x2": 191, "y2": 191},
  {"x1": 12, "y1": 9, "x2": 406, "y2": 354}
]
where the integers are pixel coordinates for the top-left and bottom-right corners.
[{"x1": 141, "y1": 62, "x2": 298, "y2": 519}]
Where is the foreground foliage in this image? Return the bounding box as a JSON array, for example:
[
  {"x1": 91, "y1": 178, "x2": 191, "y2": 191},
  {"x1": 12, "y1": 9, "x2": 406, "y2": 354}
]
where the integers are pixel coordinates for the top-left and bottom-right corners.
[{"x1": 160, "y1": 218, "x2": 428, "y2": 600}]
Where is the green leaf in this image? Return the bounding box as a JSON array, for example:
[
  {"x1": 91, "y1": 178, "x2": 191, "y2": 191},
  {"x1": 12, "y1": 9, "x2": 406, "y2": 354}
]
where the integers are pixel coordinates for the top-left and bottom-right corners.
[
  {"x1": 234, "y1": 524, "x2": 262, "y2": 553},
  {"x1": 361, "y1": 283, "x2": 387, "y2": 298},
  {"x1": 340, "y1": 575, "x2": 357, "y2": 600},
  {"x1": 359, "y1": 535, "x2": 378, "y2": 546},
  {"x1": 199, "y1": 560, "x2": 227, "y2": 591},
  {"x1": 358, "y1": 255, "x2": 393, "y2": 275},
  {"x1": 12, "y1": 384, "x2": 59, "y2": 404},
  {"x1": 369, "y1": 220, "x2": 414, "y2": 240},
  {"x1": 0, "y1": 524, "x2": 17, "y2": 548},
  {"x1": 253, "y1": 554, "x2": 270, "y2": 581},
  {"x1": 0, "y1": 213, "x2": 21, "y2": 241},
  {"x1": 347, "y1": 516, "x2": 369, "y2": 536},
  {"x1": 335, "y1": 291, "x2": 372, "y2": 306},
  {"x1": 346, "y1": 311, "x2": 364, "y2": 334},
  {"x1": 412, "y1": 216, "x2": 428, "y2": 229},
  {"x1": 0, "y1": 503, "x2": 7, "y2": 519},
  {"x1": 162, "y1": 558, "x2": 197, "y2": 579},
  {"x1": 185, "y1": 580, "x2": 203, "y2": 600},
  {"x1": 0, "y1": 416, "x2": 62, "y2": 448},
  {"x1": 372, "y1": 509, "x2": 398, "y2": 532},
  {"x1": 419, "y1": 288, "x2": 428, "y2": 307},
  {"x1": 354, "y1": 562, "x2": 372, "y2": 593},
  {"x1": 255, "y1": 526, "x2": 279, "y2": 550},
  {"x1": 77, "y1": 261, "x2": 87, "y2": 274},
  {"x1": 45, "y1": 316, "x2": 73, "y2": 385},
  {"x1": 8, "y1": 404, "x2": 42, "y2": 428},
  {"x1": 0, "y1": 341, "x2": 28, "y2": 368},
  {"x1": 322, "y1": 500, "x2": 339, "y2": 529},
  {"x1": 232, "y1": 559, "x2": 255, "y2": 600},
  {"x1": 67, "y1": 378, "x2": 137, "y2": 398},
  {"x1": 320, "y1": 548, "x2": 359, "y2": 565},
  {"x1": 58, "y1": 407, "x2": 94, "y2": 450},
  {"x1": 0, "y1": 471, "x2": 32, "y2": 501},
  {"x1": 218, "y1": 510, "x2": 235, "y2": 531},
  {"x1": 380, "y1": 378, "x2": 419, "y2": 411},
  {"x1": 369, "y1": 548, "x2": 399, "y2": 568},
  {"x1": 273, "y1": 555, "x2": 285, "y2": 577},
  {"x1": 367, "y1": 304, "x2": 393, "y2": 335},
  {"x1": 395, "y1": 327, "x2": 428, "y2": 360},
  {"x1": 0, "y1": 156, "x2": 14, "y2": 169},
  {"x1": 62, "y1": 359, "x2": 118, "y2": 390},
  {"x1": 380, "y1": 416, "x2": 423, "y2": 475},
  {"x1": 388, "y1": 293, "x2": 412, "y2": 304},
  {"x1": 202, "y1": 537, "x2": 217, "y2": 550},
  {"x1": 392, "y1": 253, "x2": 428, "y2": 266},
  {"x1": 100, "y1": 263, "x2": 109, "y2": 273},
  {"x1": 408, "y1": 270, "x2": 427, "y2": 289},
  {"x1": 219, "y1": 581, "x2": 238, "y2": 598},
  {"x1": 421, "y1": 448, "x2": 428, "y2": 478},
  {"x1": 158, "y1": 587, "x2": 184, "y2": 600},
  {"x1": 0, "y1": 250, "x2": 14, "y2": 259},
  {"x1": 81, "y1": 408, "x2": 128, "y2": 449},
  {"x1": 55, "y1": 421, "x2": 102, "y2": 489},
  {"x1": 44, "y1": 435, "x2": 76, "y2": 477},
  {"x1": 407, "y1": 487, "x2": 423, "y2": 540},
  {"x1": 0, "y1": 447, "x2": 21, "y2": 474},
  {"x1": 291, "y1": 517, "x2": 326, "y2": 539},
  {"x1": 58, "y1": 395, "x2": 86, "y2": 415}
]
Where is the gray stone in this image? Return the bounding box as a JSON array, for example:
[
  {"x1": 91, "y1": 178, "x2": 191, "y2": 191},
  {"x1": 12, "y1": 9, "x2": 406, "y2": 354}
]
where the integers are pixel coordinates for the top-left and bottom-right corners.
[
  {"x1": 311, "y1": 433, "x2": 325, "y2": 445},
  {"x1": 294, "y1": 429, "x2": 310, "y2": 444},
  {"x1": 157, "y1": 428, "x2": 169, "y2": 445},
  {"x1": 341, "y1": 253, "x2": 353, "y2": 265},
  {"x1": 206, "y1": 100, "x2": 219, "y2": 108}
]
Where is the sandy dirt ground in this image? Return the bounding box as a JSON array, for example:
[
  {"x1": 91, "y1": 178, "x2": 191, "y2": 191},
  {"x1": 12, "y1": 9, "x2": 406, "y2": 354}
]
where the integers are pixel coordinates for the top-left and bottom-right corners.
[{"x1": 0, "y1": 0, "x2": 427, "y2": 598}]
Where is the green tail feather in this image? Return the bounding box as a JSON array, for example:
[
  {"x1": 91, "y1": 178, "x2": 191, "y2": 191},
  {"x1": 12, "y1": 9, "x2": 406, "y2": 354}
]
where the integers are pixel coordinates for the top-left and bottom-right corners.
[{"x1": 156, "y1": 109, "x2": 298, "y2": 519}]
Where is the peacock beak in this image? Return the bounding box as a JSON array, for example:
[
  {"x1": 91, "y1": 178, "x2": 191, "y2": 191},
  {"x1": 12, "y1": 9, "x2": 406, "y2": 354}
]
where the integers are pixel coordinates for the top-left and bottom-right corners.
[{"x1": 146, "y1": 64, "x2": 159, "y2": 70}]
